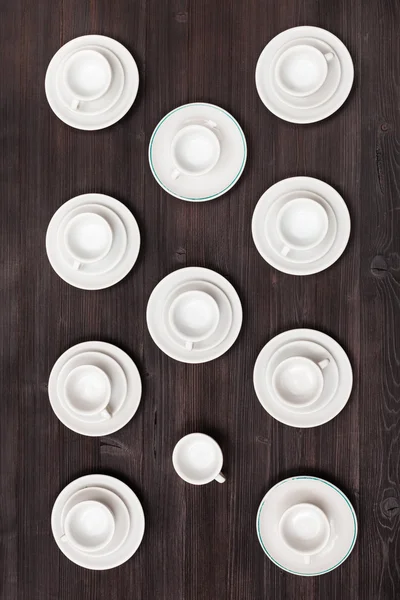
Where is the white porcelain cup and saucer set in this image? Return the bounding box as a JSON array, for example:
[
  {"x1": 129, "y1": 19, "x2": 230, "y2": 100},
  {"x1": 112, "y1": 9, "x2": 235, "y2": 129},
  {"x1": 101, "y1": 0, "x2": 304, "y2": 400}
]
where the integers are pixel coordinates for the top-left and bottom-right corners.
[
  {"x1": 48, "y1": 341, "x2": 142, "y2": 436},
  {"x1": 45, "y1": 35, "x2": 139, "y2": 130},
  {"x1": 149, "y1": 103, "x2": 247, "y2": 202},
  {"x1": 46, "y1": 193, "x2": 140, "y2": 290},
  {"x1": 252, "y1": 176, "x2": 350, "y2": 276},
  {"x1": 256, "y1": 26, "x2": 354, "y2": 123},
  {"x1": 257, "y1": 476, "x2": 357, "y2": 576},
  {"x1": 147, "y1": 267, "x2": 242, "y2": 364},
  {"x1": 253, "y1": 328, "x2": 353, "y2": 428},
  {"x1": 173, "y1": 433, "x2": 226, "y2": 485},
  {"x1": 52, "y1": 474, "x2": 145, "y2": 569}
]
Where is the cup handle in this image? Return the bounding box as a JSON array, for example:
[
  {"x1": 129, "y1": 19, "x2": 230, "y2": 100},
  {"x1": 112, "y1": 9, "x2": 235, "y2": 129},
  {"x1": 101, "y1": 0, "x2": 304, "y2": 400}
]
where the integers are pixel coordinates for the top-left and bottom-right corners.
[
  {"x1": 61, "y1": 534, "x2": 68, "y2": 542},
  {"x1": 205, "y1": 119, "x2": 217, "y2": 129},
  {"x1": 281, "y1": 245, "x2": 290, "y2": 257},
  {"x1": 100, "y1": 407, "x2": 112, "y2": 420},
  {"x1": 71, "y1": 98, "x2": 80, "y2": 110},
  {"x1": 171, "y1": 168, "x2": 181, "y2": 180},
  {"x1": 215, "y1": 471, "x2": 226, "y2": 484},
  {"x1": 304, "y1": 555, "x2": 311, "y2": 565},
  {"x1": 185, "y1": 341, "x2": 193, "y2": 351},
  {"x1": 324, "y1": 52, "x2": 334, "y2": 62},
  {"x1": 72, "y1": 260, "x2": 81, "y2": 270},
  {"x1": 318, "y1": 358, "x2": 330, "y2": 370}
]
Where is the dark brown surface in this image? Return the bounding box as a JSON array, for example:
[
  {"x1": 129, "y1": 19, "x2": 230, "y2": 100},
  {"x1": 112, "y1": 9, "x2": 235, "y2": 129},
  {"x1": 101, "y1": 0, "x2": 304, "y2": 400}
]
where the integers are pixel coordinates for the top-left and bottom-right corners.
[{"x1": 0, "y1": 0, "x2": 399, "y2": 598}]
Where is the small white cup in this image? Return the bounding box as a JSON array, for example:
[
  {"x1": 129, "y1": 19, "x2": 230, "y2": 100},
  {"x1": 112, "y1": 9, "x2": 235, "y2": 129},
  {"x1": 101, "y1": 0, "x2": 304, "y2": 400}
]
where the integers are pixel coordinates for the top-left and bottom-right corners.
[
  {"x1": 171, "y1": 123, "x2": 220, "y2": 179},
  {"x1": 276, "y1": 198, "x2": 329, "y2": 257},
  {"x1": 63, "y1": 364, "x2": 112, "y2": 420},
  {"x1": 272, "y1": 355, "x2": 330, "y2": 408},
  {"x1": 168, "y1": 290, "x2": 220, "y2": 351},
  {"x1": 279, "y1": 503, "x2": 331, "y2": 564},
  {"x1": 172, "y1": 433, "x2": 226, "y2": 485},
  {"x1": 61, "y1": 500, "x2": 115, "y2": 553},
  {"x1": 275, "y1": 44, "x2": 334, "y2": 97},
  {"x1": 64, "y1": 212, "x2": 113, "y2": 270},
  {"x1": 63, "y1": 49, "x2": 112, "y2": 110}
]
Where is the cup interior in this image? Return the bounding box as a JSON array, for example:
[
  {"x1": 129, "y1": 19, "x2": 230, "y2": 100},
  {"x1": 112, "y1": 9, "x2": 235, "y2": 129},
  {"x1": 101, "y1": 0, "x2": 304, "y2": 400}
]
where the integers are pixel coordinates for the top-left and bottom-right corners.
[
  {"x1": 64, "y1": 500, "x2": 115, "y2": 552},
  {"x1": 275, "y1": 44, "x2": 328, "y2": 97},
  {"x1": 272, "y1": 356, "x2": 324, "y2": 407},
  {"x1": 171, "y1": 125, "x2": 220, "y2": 176},
  {"x1": 276, "y1": 198, "x2": 329, "y2": 251},
  {"x1": 169, "y1": 290, "x2": 220, "y2": 343},
  {"x1": 64, "y1": 49, "x2": 112, "y2": 101},
  {"x1": 173, "y1": 433, "x2": 222, "y2": 484},
  {"x1": 64, "y1": 364, "x2": 111, "y2": 415},
  {"x1": 279, "y1": 503, "x2": 330, "y2": 555},
  {"x1": 64, "y1": 212, "x2": 113, "y2": 264}
]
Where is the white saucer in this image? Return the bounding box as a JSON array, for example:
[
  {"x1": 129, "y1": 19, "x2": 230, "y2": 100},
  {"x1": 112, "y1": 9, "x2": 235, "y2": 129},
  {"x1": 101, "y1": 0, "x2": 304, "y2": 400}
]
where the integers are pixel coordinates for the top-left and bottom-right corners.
[
  {"x1": 149, "y1": 103, "x2": 247, "y2": 202},
  {"x1": 56, "y1": 45, "x2": 125, "y2": 116},
  {"x1": 255, "y1": 26, "x2": 354, "y2": 123},
  {"x1": 147, "y1": 267, "x2": 242, "y2": 363},
  {"x1": 163, "y1": 280, "x2": 233, "y2": 352},
  {"x1": 57, "y1": 203, "x2": 127, "y2": 275},
  {"x1": 253, "y1": 329, "x2": 352, "y2": 427},
  {"x1": 52, "y1": 475, "x2": 145, "y2": 569},
  {"x1": 265, "y1": 341, "x2": 339, "y2": 414},
  {"x1": 257, "y1": 476, "x2": 357, "y2": 576},
  {"x1": 60, "y1": 486, "x2": 130, "y2": 557},
  {"x1": 56, "y1": 351, "x2": 127, "y2": 423},
  {"x1": 46, "y1": 193, "x2": 140, "y2": 289},
  {"x1": 264, "y1": 190, "x2": 337, "y2": 264},
  {"x1": 270, "y1": 37, "x2": 341, "y2": 111},
  {"x1": 45, "y1": 35, "x2": 139, "y2": 130},
  {"x1": 48, "y1": 342, "x2": 142, "y2": 436},
  {"x1": 252, "y1": 177, "x2": 350, "y2": 275}
]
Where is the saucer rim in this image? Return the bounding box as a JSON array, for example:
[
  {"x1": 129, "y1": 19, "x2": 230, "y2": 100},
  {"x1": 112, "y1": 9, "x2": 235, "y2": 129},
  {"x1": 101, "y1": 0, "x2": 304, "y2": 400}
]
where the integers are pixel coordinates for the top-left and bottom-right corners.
[
  {"x1": 45, "y1": 35, "x2": 139, "y2": 131},
  {"x1": 253, "y1": 328, "x2": 353, "y2": 427},
  {"x1": 48, "y1": 342, "x2": 142, "y2": 436},
  {"x1": 51, "y1": 474, "x2": 145, "y2": 570},
  {"x1": 252, "y1": 176, "x2": 350, "y2": 275},
  {"x1": 255, "y1": 26, "x2": 354, "y2": 124},
  {"x1": 46, "y1": 193, "x2": 140, "y2": 290},
  {"x1": 256, "y1": 475, "x2": 358, "y2": 576},
  {"x1": 146, "y1": 267, "x2": 242, "y2": 364},
  {"x1": 148, "y1": 102, "x2": 247, "y2": 202}
]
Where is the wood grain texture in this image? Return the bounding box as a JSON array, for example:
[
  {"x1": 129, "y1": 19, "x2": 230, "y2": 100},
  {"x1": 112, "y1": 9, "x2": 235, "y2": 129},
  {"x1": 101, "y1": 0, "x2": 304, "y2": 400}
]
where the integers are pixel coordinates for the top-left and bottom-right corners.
[{"x1": 0, "y1": 0, "x2": 399, "y2": 598}]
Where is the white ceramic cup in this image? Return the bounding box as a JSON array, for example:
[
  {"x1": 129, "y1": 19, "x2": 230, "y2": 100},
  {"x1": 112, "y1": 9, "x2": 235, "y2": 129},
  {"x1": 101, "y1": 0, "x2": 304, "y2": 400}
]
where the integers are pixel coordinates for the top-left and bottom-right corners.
[
  {"x1": 171, "y1": 123, "x2": 220, "y2": 179},
  {"x1": 63, "y1": 212, "x2": 113, "y2": 270},
  {"x1": 61, "y1": 500, "x2": 115, "y2": 553},
  {"x1": 172, "y1": 433, "x2": 226, "y2": 485},
  {"x1": 275, "y1": 44, "x2": 335, "y2": 97},
  {"x1": 63, "y1": 49, "x2": 112, "y2": 110},
  {"x1": 63, "y1": 364, "x2": 112, "y2": 419},
  {"x1": 276, "y1": 198, "x2": 329, "y2": 257},
  {"x1": 279, "y1": 503, "x2": 331, "y2": 563},
  {"x1": 272, "y1": 355, "x2": 330, "y2": 408},
  {"x1": 168, "y1": 290, "x2": 220, "y2": 351}
]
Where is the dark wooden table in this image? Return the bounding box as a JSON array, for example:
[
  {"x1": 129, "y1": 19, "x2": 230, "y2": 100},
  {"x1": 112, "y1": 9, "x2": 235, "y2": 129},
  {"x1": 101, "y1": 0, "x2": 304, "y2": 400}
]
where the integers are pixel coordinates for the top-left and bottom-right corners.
[{"x1": 1, "y1": 0, "x2": 399, "y2": 598}]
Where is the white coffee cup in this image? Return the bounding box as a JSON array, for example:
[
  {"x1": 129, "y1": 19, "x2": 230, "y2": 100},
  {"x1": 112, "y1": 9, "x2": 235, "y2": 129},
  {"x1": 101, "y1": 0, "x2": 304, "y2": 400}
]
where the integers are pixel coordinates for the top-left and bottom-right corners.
[
  {"x1": 64, "y1": 212, "x2": 113, "y2": 270},
  {"x1": 168, "y1": 290, "x2": 220, "y2": 351},
  {"x1": 63, "y1": 49, "x2": 112, "y2": 110},
  {"x1": 276, "y1": 198, "x2": 329, "y2": 257},
  {"x1": 61, "y1": 500, "x2": 115, "y2": 552},
  {"x1": 63, "y1": 364, "x2": 112, "y2": 419},
  {"x1": 279, "y1": 503, "x2": 331, "y2": 563},
  {"x1": 172, "y1": 433, "x2": 226, "y2": 485},
  {"x1": 272, "y1": 355, "x2": 330, "y2": 408},
  {"x1": 275, "y1": 44, "x2": 334, "y2": 97},
  {"x1": 171, "y1": 122, "x2": 220, "y2": 179}
]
